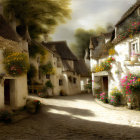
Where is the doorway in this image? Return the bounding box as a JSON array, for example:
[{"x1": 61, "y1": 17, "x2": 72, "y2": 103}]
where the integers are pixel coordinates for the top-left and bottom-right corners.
[
  {"x1": 102, "y1": 76, "x2": 108, "y2": 95},
  {"x1": 4, "y1": 79, "x2": 10, "y2": 105}
]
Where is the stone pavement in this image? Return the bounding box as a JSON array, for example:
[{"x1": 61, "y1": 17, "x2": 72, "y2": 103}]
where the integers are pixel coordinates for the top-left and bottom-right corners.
[{"x1": 0, "y1": 93, "x2": 140, "y2": 140}]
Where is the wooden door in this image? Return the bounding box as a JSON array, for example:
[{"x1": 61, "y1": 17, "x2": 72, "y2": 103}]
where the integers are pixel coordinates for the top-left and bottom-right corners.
[
  {"x1": 103, "y1": 76, "x2": 108, "y2": 94},
  {"x1": 4, "y1": 79, "x2": 10, "y2": 105}
]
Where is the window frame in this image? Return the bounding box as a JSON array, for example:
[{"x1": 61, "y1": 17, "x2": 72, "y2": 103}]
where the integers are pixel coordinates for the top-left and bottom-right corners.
[
  {"x1": 59, "y1": 79, "x2": 63, "y2": 86},
  {"x1": 130, "y1": 39, "x2": 140, "y2": 56}
]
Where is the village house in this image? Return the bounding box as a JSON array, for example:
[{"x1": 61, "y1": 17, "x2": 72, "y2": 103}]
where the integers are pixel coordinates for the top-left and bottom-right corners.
[
  {"x1": 29, "y1": 40, "x2": 90, "y2": 96},
  {"x1": 0, "y1": 6, "x2": 29, "y2": 109},
  {"x1": 90, "y1": 0, "x2": 140, "y2": 103}
]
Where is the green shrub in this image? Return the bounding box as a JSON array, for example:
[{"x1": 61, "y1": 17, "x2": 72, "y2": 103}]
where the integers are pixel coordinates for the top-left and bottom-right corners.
[
  {"x1": 39, "y1": 62, "x2": 54, "y2": 75},
  {"x1": 100, "y1": 92, "x2": 108, "y2": 103},
  {"x1": 0, "y1": 110, "x2": 13, "y2": 123},
  {"x1": 85, "y1": 82, "x2": 92, "y2": 90},
  {"x1": 45, "y1": 80, "x2": 53, "y2": 89},
  {"x1": 94, "y1": 89, "x2": 102, "y2": 99},
  {"x1": 109, "y1": 89, "x2": 122, "y2": 106},
  {"x1": 26, "y1": 99, "x2": 41, "y2": 114},
  {"x1": 29, "y1": 41, "x2": 46, "y2": 58}
]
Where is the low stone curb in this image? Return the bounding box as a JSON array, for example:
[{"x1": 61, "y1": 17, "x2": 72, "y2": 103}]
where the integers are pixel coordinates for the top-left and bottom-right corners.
[{"x1": 94, "y1": 98, "x2": 128, "y2": 111}]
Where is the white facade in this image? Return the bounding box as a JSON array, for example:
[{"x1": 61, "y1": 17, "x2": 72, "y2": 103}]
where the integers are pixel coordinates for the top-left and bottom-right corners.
[
  {"x1": 91, "y1": 34, "x2": 140, "y2": 99},
  {"x1": 0, "y1": 48, "x2": 28, "y2": 109},
  {"x1": 29, "y1": 49, "x2": 86, "y2": 96}
]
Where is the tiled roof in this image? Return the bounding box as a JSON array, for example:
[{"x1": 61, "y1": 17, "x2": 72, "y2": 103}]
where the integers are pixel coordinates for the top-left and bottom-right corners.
[
  {"x1": 74, "y1": 59, "x2": 90, "y2": 77},
  {"x1": 116, "y1": 1, "x2": 140, "y2": 26},
  {"x1": 42, "y1": 41, "x2": 77, "y2": 61},
  {"x1": 0, "y1": 15, "x2": 19, "y2": 42}
]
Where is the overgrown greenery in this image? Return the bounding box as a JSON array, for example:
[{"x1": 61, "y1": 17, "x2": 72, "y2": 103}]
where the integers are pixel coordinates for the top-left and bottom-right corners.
[
  {"x1": 109, "y1": 88, "x2": 122, "y2": 106},
  {"x1": 29, "y1": 41, "x2": 47, "y2": 58},
  {"x1": 4, "y1": 51, "x2": 29, "y2": 76},
  {"x1": 45, "y1": 80, "x2": 53, "y2": 89},
  {"x1": 27, "y1": 64, "x2": 37, "y2": 82},
  {"x1": 39, "y1": 62, "x2": 55, "y2": 75},
  {"x1": 70, "y1": 27, "x2": 107, "y2": 58},
  {"x1": 71, "y1": 25, "x2": 113, "y2": 58},
  {"x1": 2, "y1": 0, "x2": 72, "y2": 40}
]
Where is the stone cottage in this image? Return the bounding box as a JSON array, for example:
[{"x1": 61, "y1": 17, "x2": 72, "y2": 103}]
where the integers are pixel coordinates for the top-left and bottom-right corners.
[
  {"x1": 0, "y1": 13, "x2": 29, "y2": 109},
  {"x1": 29, "y1": 40, "x2": 90, "y2": 96},
  {"x1": 90, "y1": 0, "x2": 140, "y2": 99}
]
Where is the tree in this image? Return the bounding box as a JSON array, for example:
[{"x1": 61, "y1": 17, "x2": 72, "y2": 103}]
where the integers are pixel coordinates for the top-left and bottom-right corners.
[
  {"x1": 71, "y1": 27, "x2": 107, "y2": 58},
  {"x1": 2, "y1": 0, "x2": 71, "y2": 41}
]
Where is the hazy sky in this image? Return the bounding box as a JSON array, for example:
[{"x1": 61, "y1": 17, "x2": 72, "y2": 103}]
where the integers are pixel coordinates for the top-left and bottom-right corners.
[{"x1": 52, "y1": 0, "x2": 137, "y2": 44}]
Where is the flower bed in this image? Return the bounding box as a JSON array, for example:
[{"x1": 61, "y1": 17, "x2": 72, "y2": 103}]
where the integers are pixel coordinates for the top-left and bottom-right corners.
[
  {"x1": 109, "y1": 88, "x2": 122, "y2": 106},
  {"x1": 100, "y1": 92, "x2": 108, "y2": 103},
  {"x1": 4, "y1": 52, "x2": 29, "y2": 76},
  {"x1": 121, "y1": 73, "x2": 140, "y2": 107}
]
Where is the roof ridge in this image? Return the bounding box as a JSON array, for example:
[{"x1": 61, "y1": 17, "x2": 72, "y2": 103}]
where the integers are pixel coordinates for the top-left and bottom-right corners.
[{"x1": 116, "y1": 1, "x2": 140, "y2": 26}]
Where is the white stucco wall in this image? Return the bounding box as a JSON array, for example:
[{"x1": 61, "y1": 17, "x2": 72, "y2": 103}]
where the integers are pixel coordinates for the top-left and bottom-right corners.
[
  {"x1": 0, "y1": 47, "x2": 28, "y2": 109},
  {"x1": 109, "y1": 34, "x2": 140, "y2": 95},
  {"x1": 80, "y1": 77, "x2": 89, "y2": 91},
  {"x1": 91, "y1": 34, "x2": 140, "y2": 99}
]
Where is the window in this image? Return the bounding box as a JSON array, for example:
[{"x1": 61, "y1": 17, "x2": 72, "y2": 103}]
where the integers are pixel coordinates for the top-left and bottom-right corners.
[
  {"x1": 73, "y1": 77, "x2": 77, "y2": 84},
  {"x1": 131, "y1": 41, "x2": 140, "y2": 56},
  {"x1": 68, "y1": 76, "x2": 72, "y2": 82},
  {"x1": 46, "y1": 74, "x2": 50, "y2": 79},
  {"x1": 59, "y1": 79, "x2": 63, "y2": 86},
  {"x1": 138, "y1": 7, "x2": 140, "y2": 16}
]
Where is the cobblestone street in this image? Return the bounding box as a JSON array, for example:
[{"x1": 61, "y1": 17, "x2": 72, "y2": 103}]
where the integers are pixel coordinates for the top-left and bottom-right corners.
[{"x1": 0, "y1": 93, "x2": 140, "y2": 140}]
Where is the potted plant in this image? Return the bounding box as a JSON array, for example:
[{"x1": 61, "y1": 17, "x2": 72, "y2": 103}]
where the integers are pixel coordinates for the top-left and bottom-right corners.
[
  {"x1": 45, "y1": 80, "x2": 53, "y2": 96},
  {"x1": 127, "y1": 98, "x2": 132, "y2": 109}
]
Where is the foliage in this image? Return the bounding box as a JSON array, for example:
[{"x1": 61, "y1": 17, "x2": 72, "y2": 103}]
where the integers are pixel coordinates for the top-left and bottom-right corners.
[
  {"x1": 4, "y1": 52, "x2": 29, "y2": 76},
  {"x1": 29, "y1": 41, "x2": 47, "y2": 58},
  {"x1": 26, "y1": 99, "x2": 41, "y2": 114},
  {"x1": 121, "y1": 73, "x2": 140, "y2": 107},
  {"x1": 27, "y1": 64, "x2": 37, "y2": 81},
  {"x1": 0, "y1": 110, "x2": 13, "y2": 123},
  {"x1": 85, "y1": 81, "x2": 92, "y2": 90},
  {"x1": 39, "y1": 62, "x2": 55, "y2": 75},
  {"x1": 45, "y1": 80, "x2": 53, "y2": 89},
  {"x1": 95, "y1": 57, "x2": 115, "y2": 72},
  {"x1": 121, "y1": 73, "x2": 140, "y2": 96},
  {"x1": 3, "y1": 0, "x2": 72, "y2": 40},
  {"x1": 71, "y1": 27, "x2": 107, "y2": 58},
  {"x1": 95, "y1": 88, "x2": 102, "y2": 99},
  {"x1": 100, "y1": 92, "x2": 108, "y2": 103},
  {"x1": 109, "y1": 88, "x2": 122, "y2": 106}
]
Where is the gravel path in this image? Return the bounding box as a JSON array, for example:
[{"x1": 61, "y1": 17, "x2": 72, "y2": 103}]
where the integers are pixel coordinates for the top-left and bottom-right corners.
[{"x1": 0, "y1": 93, "x2": 140, "y2": 140}]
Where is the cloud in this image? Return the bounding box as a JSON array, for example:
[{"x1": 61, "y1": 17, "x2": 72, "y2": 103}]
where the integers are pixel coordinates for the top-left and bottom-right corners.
[{"x1": 52, "y1": 0, "x2": 137, "y2": 44}]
